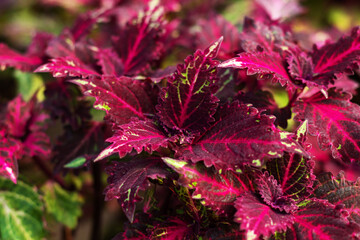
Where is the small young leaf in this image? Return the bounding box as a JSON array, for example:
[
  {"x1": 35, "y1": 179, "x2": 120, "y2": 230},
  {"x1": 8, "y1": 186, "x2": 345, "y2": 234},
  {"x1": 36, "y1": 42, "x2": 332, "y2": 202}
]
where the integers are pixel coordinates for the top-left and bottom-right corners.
[
  {"x1": 0, "y1": 177, "x2": 44, "y2": 240},
  {"x1": 42, "y1": 182, "x2": 83, "y2": 228},
  {"x1": 64, "y1": 156, "x2": 87, "y2": 168}
]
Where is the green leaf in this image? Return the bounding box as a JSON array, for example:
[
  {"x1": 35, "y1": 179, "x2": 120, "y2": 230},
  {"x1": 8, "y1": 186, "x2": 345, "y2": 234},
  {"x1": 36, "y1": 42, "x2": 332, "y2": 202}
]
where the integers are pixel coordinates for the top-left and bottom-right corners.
[
  {"x1": 42, "y1": 182, "x2": 83, "y2": 228},
  {"x1": 14, "y1": 70, "x2": 44, "y2": 101},
  {"x1": 64, "y1": 156, "x2": 86, "y2": 168},
  {"x1": 0, "y1": 177, "x2": 44, "y2": 240}
]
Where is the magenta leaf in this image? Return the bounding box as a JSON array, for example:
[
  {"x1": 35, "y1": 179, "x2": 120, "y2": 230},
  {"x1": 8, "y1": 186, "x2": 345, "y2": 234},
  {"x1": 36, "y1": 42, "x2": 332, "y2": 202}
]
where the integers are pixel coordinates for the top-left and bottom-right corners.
[
  {"x1": 286, "y1": 51, "x2": 314, "y2": 83},
  {"x1": 0, "y1": 32, "x2": 52, "y2": 71},
  {"x1": 283, "y1": 199, "x2": 360, "y2": 240},
  {"x1": 0, "y1": 133, "x2": 21, "y2": 184},
  {"x1": 4, "y1": 96, "x2": 32, "y2": 138},
  {"x1": 256, "y1": 171, "x2": 298, "y2": 213},
  {"x1": 156, "y1": 38, "x2": 222, "y2": 133},
  {"x1": 95, "y1": 119, "x2": 175, "y2": 161},
  {"x1": 176, "y1": 102, "x2": 308, "y2": 170},
  {"x1": 313, "y1": 171, "x2": 360, "y2": 224},
  {"x1": 234, "y1": 192, "x2": 295, "y2": 238},
  {"x1": 162, "y1": 157, "x2": 255, "y2": 210},
  {"x1": 35, "y1": 56, "x2": 99, "y2": 78},
  {"x1": 265, "y1": 153, "x2": 315, "y2": 202},
  {"x1": 218, "y1": 52, "x2": 294, "y2": 88},
  {"x1": 104, "y1": 157, "x2": 170, "y2": 222},
  {"x1": 71, "y1": 76, "x2": 157, "y2": 125},
  {"x1": 294, "y1": 88, "x2": 360, "y2": 163},
  {"x1": 112, "y1": 5, "x2": 165, "y2": 75},
  {"x1": 311, "y1": 27, "x2": 360, "y2": 86}
]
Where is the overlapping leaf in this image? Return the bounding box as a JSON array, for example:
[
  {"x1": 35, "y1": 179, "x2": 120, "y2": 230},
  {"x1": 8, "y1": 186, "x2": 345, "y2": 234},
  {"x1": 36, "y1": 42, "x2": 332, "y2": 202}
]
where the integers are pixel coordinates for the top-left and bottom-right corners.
[
  {"x1": 163, "y1": 157, "x2": 254, "y2": 209},
  {"x1": 4, "y1": 96, "x2": 32, "y2": 138},
  {"x1": 294, "y1": 88, "x2": 360, "y2": 163},
  {"x1": 281, "y1": 200, "x2": 360, "y2": 240},
  {"x1": 176, "y1": 102, "x2": 308, "y2": 170},
  {"x1": 104, "y1": 157, "x2": 170, "y2": 222},
  {"x1": 218, "y1": 52, "x2": 294, "y2": 88},
  {"x1": 313, "y1": 171, "x2": 360, "y2": 224},
  {"x1": 311, "y1": 27, "x2": 360, "y2": 86},
  {"x1": 112, "y1": 5, "x2": 165, "y2": 75},
  {"x1": 0, "y1": 133, "x2": 21, "y2": 184},
  {"x1": 156, "y1": 38, "x2": 222, "y2": 133},
  {"x1": 95, "y1": 119, "x2": 175, "y2": 161},
  {"x1": 256, "y1": 171, "x2": 298, "y2": 213},
  {"x1": 266, "y1": 153, "x2": 314, "y2": 202},
  {"x1": 71, "y1": 76, "x2": 156, "y2": 125},
  {"x1": 234, "y1": 192, "x2": 295, "y2": 238},
  {"x1": 94, "y1": 48, "x2": 123, "y2": 76}
]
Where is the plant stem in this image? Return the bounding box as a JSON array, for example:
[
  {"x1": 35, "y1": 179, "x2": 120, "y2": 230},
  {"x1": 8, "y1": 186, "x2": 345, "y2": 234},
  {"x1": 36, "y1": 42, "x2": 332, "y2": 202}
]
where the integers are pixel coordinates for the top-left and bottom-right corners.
[{"x1": 91, "y1": 161, "x2": 103, "y2": 240}]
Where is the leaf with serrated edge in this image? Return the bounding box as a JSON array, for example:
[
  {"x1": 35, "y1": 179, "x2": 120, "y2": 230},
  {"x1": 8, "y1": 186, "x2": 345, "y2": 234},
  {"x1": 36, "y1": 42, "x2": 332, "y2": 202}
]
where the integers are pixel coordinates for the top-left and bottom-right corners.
[
  {"x1": 0, "y1": 135, "x2": 21, "y2": 184},
  {"x1": 235, "y1": 192, "x2": 295, "y2": 238},
  {"x1": 313, "y1": 171, "x2": 360, "y2": 224},
  {"x1": 294, "y1": 88, "x2": 360, "y2": 163},
  {"x1": 176, "y1": 102, "x2": 308, "y2": 170},
  {"x1": 95, "y1": 119, "x2": 175, "y2": 161},
  {"x1": 163, "y1": 157, "x2": 254, "y2": 210},
  {"x1": 0, "y1": 177, "x2": 44, "y2": 240},
  {"x1": 104, "y1": 157, "x2": 170, "y2": 222},
  {"x1": 70, "y1": 76, "x2": 156, "y2": 125},
  {"x1": 42, "y1": 182, "x2": 83, "y2": 228},
  {"x1": 311, "y1": 27, "x2": 360, "y2": 86},
  {"x1": 156, "y1": 38, "x2": 222, "y2": 133}
]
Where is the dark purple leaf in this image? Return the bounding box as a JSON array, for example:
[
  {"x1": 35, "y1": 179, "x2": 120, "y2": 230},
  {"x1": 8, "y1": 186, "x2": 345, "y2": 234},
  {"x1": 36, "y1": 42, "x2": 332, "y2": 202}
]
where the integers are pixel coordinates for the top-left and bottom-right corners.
[
  {"x1": 150, "y1": 218, "x2": 192, "y2": 240},
  {"x1": 71, "y1": 76, "x2": 156, "y2": 125},
  {"x1": 4, "y1": 96, "x2": 32, "y2": 138},
  {"x1": 0, "y1": 131, "x2": 21, "y2": 184},
  {"x1": 286, "y1": 51, "x2": 314, "y2": 83},
  {"x1": 156, "y1": 38, "x2": 222, "y2": 133},
  {"x1": 266, "y1": 153, "x2": 315, "y2": 202},
  {"x1": 94, "y1": 48, "x2": 124, "y2": 76},
  {"x1": 313, "y1": 171, "x2": 360, "y2": 224},
  {"x1": 218, "y1": 52, "x2": 294, "y2": 88},
  {"x1": 95, "y1": 119, "x2": 175, "y2": 161},
  {"x1": 234, "y1": 192, "x2": 295, "y2": 238},
  {"x1": 104, "y1": 157, "x2": 170, "y2": 222},
  {"x1": 176, "y1": 102, "x2": 308, "y2": 170},
  {"x1": 256, "y1": 171, "x2": 298, "y2": 213},
  {"x1": 112, "y1": 5, "x2": 165, "y2": 75},
  {"x1": 294, "y1": 88, "x2": 360, "y2": 163},
  {"x1": 163, "y1": 157, "x2": 255, "y2": 210},
  {"x1": 284, "y1": 199, "x2": 360, "y2": 240},
  {"x1": 311, "y1": 27, "x2": 360, "y2": 86},
  {"x1": 194, "y1": 14, "x2": 241, "y2": 60}
]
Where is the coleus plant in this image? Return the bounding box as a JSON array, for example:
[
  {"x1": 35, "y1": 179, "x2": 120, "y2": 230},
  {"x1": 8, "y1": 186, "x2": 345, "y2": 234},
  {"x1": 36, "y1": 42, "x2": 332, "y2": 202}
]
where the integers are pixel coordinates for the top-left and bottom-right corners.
[{"x1": 1, "y1": 0, "x2": 360, "y2": 239}]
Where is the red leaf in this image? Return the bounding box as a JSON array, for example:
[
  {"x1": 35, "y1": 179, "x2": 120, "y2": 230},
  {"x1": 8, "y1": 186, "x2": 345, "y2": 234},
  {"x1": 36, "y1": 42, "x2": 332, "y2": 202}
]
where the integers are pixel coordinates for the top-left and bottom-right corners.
[
  {"x1": 312, "y1": 27, "x2": 360, "y2": 86},
  {"x1": 163, "y1": 157, "x2": 255, "y2": 210},
  {"x1": 4, "y1": 96, "x2": 32, "y2": 138},
  {"x1": 71, "y1": 76, "x2": 157, "y2": 125},
  {"x1": 266, "y1": 153, "x2": 315, "y2": 202},
  {"x1": 218, "y1": 52, "x2": 294, "y2": 88},
  {"x1": 294, "y1": 88, "x2": 360, "y2": 163},
  {"x1": 234, "y1": 192, "x2": 295, "y2": 238},
  {"x1": 313, "y1": 171, "x2": 360, "y2": 224},
  {"x1": 284, "y1": 199, "x2": 360, "y2": 240},
  {"x1": 176, "y1": 102, "x2": 309, "y2": 170},
  {"x1": 156, "y1": 38, "x2": 222, "y2": 133},
  {"x1": 94, "y1": 48, "x2": 124, "y2": 76},
  {"x1": 112, "y1": 5, "x2": 166, "y2": 75},
  {"x1": 0, "y1": 133, "x2": 22, "y2": 184},
  {"x1": 104, "y1": 157, "x2": 170, "y2": 222},
  {"x1": 95, "y1": 119, "x2": 175, "y2": 161}
]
